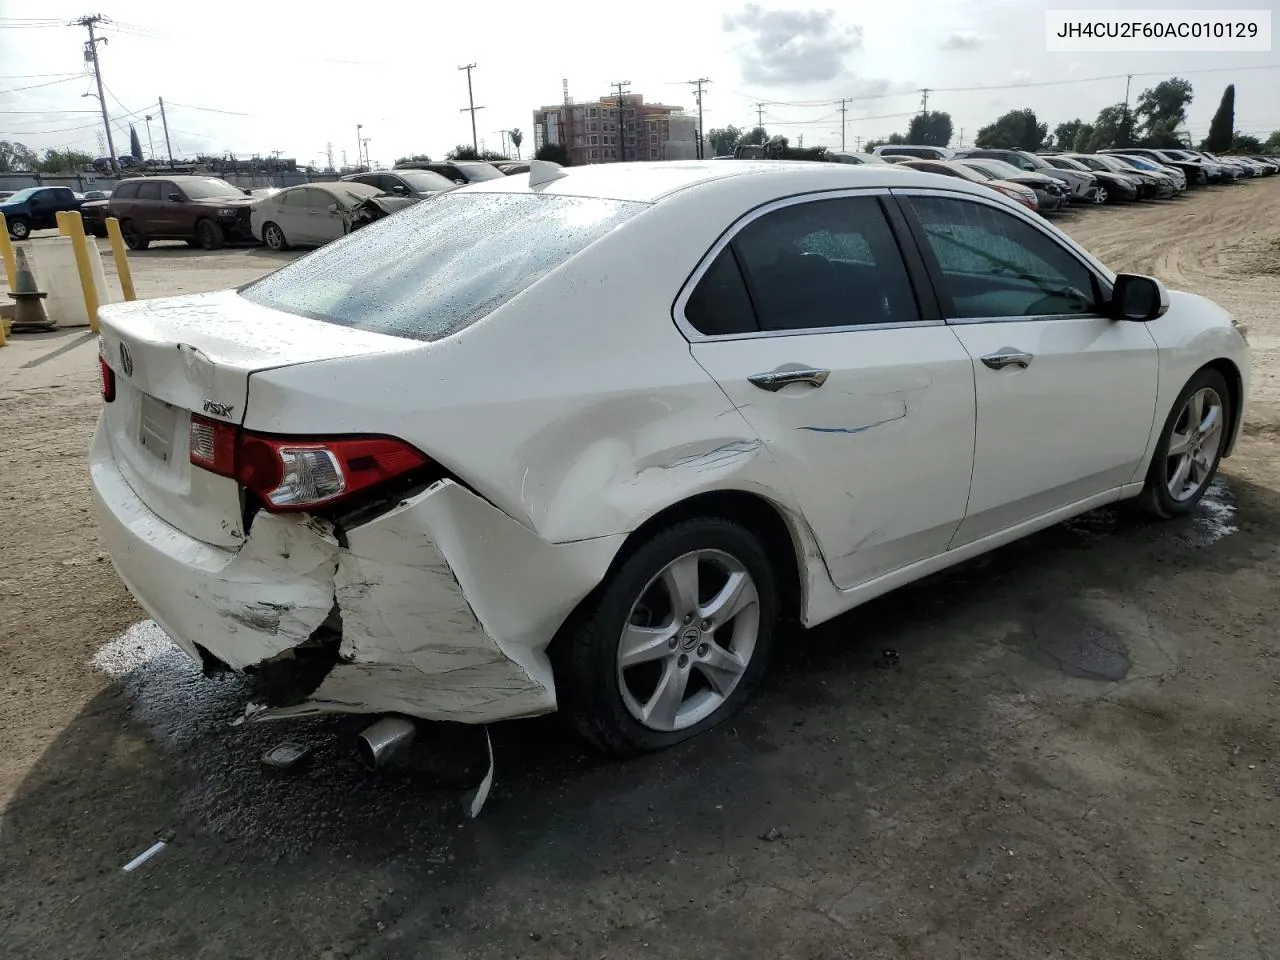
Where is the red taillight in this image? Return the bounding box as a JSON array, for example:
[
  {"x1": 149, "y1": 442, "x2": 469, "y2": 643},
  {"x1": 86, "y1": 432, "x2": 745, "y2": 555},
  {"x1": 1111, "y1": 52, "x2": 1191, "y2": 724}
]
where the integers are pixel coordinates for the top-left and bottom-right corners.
[
  {"x1": 189, "y1": 416, "x2": 429, "y2": 512},
  {"x1": 99, "y1": 357, "x2": 116, "y2": 402}
]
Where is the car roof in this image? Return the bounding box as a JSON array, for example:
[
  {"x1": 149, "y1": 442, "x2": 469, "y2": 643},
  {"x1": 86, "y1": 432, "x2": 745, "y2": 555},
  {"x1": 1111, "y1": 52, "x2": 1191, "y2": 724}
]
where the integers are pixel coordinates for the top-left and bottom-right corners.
[
  {"x1": 287, "y1": 181, "x2": 380, "y2": 195},
  {"x1": 459, "y1": 159, "x2": 987, "y2": 205}
]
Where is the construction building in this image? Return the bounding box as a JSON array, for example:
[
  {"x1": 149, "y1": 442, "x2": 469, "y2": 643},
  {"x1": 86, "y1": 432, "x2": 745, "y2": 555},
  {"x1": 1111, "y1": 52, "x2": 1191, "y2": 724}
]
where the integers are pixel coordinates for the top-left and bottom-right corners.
[{"x1": 532, "y1": 88, "x2": 699, "y2": 165}]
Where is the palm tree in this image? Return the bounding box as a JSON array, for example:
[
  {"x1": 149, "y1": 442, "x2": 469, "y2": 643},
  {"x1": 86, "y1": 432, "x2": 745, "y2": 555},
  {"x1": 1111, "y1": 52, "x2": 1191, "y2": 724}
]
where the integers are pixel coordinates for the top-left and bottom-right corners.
[{"x1": 509, "y1": 128, "x2": 523, "y2": 160}]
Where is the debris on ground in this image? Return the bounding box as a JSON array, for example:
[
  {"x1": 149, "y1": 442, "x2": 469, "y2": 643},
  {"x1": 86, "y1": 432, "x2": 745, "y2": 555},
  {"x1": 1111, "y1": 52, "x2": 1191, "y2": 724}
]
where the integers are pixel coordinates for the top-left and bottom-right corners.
[
  {"x1": 261, "y1": 741, "x2": 313, "y2": 772},
  {"x1": 121, "y1": 840, "x2": 167, "y2": 873},
  {"x1": 463, "y1": 727, "x2": 495, "y2": 819},
  {"x1": 760, "y1": 825, "x2": 789, "y2": 842}
]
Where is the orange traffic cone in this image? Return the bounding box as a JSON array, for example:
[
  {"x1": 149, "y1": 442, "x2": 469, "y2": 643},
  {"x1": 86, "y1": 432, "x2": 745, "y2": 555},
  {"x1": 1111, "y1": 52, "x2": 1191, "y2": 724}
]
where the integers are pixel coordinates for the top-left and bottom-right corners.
[{"x1": 9, "y1": 246, "x2": 53, "y2": 330}]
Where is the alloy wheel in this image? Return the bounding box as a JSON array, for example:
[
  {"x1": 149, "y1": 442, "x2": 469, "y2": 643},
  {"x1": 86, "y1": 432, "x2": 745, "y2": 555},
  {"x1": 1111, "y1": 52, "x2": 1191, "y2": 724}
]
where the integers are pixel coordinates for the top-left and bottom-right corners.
[
  {"x1": 10, "y1": 219, "x2": 29, "y2": 240},
  {"x1": 1166, "y1": 387, "x2": 1224, "y2": 502},
  {"x1": 1094, "y1": 187, "x2": 1108, "y2": 204},
  {"x1": 617, "y1": 549, "x2": 761, "y2": 732}
]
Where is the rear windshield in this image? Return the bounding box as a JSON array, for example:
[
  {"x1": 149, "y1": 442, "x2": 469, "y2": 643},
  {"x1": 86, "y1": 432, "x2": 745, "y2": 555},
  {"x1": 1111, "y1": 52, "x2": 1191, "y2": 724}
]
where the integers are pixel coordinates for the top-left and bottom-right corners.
[
  {"x1": 455, "y1": 163, "x2": 505, "y2": 182},
  {"x1": 239, "y1": 193, "x2": 644, "y2": 341}
]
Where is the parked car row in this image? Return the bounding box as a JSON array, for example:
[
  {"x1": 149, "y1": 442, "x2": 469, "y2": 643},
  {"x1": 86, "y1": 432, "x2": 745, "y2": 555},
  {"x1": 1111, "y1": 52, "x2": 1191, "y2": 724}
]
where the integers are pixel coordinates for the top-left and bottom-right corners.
[
  {"x1": 20, "y1": 160, "x2": 523, "y2": 248},
  {"x1": 862, "y1": 143, "x2": 1277, "y2": 217}
]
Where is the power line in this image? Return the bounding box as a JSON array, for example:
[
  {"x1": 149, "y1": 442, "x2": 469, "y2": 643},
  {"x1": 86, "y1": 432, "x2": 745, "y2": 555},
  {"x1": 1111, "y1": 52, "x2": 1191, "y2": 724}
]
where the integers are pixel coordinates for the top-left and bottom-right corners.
[
  {"x1": 163, "y1": 100, "x2": 253, "y2": 117},
  {"x1": 0, "y1": 74, "x2": 87, "y2": 95}
]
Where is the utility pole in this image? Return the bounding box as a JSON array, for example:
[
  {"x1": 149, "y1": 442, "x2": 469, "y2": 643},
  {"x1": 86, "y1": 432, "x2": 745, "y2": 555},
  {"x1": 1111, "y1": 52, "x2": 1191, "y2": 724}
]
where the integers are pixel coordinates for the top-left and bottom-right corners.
[
  {"x1": 611, "y1": 80, "x2": 631, "y2": 162},
  {"x1": 75, "y1": 15, "x2": 119, "y2": 173},
  {"x1": 957, "y1": 127, "x2": 964, "y2": 149},
  {"x1": 837, "y1": 97, "x2": 849, "y2": 151},
  {"x1": 356, "y1": 123, "x2": 363, "y2": 168},
  {"x1": 854, "y1": 135, "x2": 862, "y2": 151},
  {"x1": 494, "y1": 130, "x2": 509, "y2": 155},
  {"x1": 459, "y1": 63, "x2": 483, "y2": 153},
  {"x1": 325, "y1": 142, "x2": 335, "y2": 172},
  {"x1": 755, "y1": 103, "x2": 765, "y2": 128},
  {"x1": 361, "y1": 138, "x2": 370, "y2": 167},
  {"x1": 1122, "y1": 73, "x2": 1134, "y2": 145},
  {"x1": 143, "y1": 114, "x2": 155, "y2": 161},
  {"x1": 158, "y1": 96, "x2": 173, "y2": 167},
  {"x1": 686, "y1": 78, "x2": 710, "y2": 159},
  {"x1": 919, "y1": 88, "x2": 930, "y2": 115}
]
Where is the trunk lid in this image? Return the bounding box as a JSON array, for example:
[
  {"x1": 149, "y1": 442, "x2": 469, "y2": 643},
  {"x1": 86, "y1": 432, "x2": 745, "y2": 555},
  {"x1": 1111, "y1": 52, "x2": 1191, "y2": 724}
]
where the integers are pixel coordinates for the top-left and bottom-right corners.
[{"x1": 97, "y1": 289, "x2": 422, "y2": 547}]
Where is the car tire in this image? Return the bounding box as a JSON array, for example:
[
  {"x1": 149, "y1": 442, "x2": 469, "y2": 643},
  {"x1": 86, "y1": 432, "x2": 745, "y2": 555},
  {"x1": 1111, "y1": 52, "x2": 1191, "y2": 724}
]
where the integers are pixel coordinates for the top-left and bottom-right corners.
[
  {"x1": 557, "y1": 517, "x2": 778, "y2": 757},
  {"x1": 195, "y1": 219, "x2": 225, "y2": 251},
  {"x1": 1134, "y1": 367, "x2": 1232, "y2": 519},
  {"x1": 121, "y1": 221, "x2": 149, "y2": 251},
  {"x1": 262, "y1": 222, "x2": 289, "y2": 251},
  {"x1": 8, "y1": 217, "x2": 30, "y2": 240},
  {"x1": 1094, "y1": 187, "x2": 1108, "y2": 204}
]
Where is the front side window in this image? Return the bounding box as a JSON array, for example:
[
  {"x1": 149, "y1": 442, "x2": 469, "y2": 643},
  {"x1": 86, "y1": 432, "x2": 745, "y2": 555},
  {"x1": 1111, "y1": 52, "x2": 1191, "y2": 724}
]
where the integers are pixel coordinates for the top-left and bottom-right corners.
[
  {"x1": 908, "y1": 195, "x2": 1098, "y2": 319},
  {"x1": 728, "y1": 196, "x2": 919, "y2": 331},
  {"x1": 137, "y1": 181, "x2": 161, "y2": 201},
  {"x1": 240, "y1": 193, "x2": 644, "y2": 341}
]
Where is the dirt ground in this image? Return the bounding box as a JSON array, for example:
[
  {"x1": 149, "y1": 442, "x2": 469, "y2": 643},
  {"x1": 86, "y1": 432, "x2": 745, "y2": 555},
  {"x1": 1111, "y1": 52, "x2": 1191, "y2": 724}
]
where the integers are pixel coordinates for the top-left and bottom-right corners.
[{"x1": 1, "y1": 187, "x2": 1278, "y2": 960}]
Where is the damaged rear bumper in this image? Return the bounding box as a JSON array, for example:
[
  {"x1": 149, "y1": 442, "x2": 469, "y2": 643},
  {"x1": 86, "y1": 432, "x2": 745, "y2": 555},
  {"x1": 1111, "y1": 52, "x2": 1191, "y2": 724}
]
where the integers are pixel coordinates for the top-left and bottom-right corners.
[{"x1": 89, "y1": 419, "x2": 625, "y2": 724}]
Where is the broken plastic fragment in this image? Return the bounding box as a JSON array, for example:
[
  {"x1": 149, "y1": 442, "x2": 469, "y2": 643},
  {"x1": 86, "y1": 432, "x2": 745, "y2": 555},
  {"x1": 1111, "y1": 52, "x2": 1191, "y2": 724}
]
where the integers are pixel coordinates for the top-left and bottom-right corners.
[
  {"x1": 122, "y1": 840, "x2": 167, "y2": 872},
  {"x1": 261, "y1": 741, "x2": 312, "y2": 771},
  {"x1": 464, "y1": 727, "x2": 495, "y2": 819}
]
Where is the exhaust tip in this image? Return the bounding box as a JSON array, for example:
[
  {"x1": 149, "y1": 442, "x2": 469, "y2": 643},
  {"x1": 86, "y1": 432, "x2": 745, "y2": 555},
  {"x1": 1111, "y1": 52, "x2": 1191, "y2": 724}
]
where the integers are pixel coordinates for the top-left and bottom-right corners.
[{"x1": 356, "y1": 716, "x2": 417, "y2": 770}]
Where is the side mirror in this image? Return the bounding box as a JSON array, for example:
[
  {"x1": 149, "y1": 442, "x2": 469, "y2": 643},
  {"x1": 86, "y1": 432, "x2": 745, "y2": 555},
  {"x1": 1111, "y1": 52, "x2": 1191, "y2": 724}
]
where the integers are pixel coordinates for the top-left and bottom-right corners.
[
  {"x1": 168, "y1": 193, "x2": 182, "y2": 201},
  {"x1": 1110, "y1": 273, "x2": 1169, "y2": 322},
  {"x1": 328, "y1": 202, "x2": 340, "y2": 213}
]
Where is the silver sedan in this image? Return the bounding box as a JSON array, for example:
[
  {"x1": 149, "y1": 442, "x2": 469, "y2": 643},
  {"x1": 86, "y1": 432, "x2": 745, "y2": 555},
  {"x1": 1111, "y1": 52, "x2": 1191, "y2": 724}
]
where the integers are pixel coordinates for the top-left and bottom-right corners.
[{"x1": 250, "y1": 181, "x2": 381, "y2": 251}]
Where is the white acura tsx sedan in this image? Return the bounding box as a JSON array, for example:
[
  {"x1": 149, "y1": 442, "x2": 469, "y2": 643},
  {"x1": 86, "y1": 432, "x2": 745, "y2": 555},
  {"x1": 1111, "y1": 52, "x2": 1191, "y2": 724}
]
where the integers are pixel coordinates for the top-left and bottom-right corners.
[{"x1": 92, "y1": 159, "x2": 1249, "y2": 758}]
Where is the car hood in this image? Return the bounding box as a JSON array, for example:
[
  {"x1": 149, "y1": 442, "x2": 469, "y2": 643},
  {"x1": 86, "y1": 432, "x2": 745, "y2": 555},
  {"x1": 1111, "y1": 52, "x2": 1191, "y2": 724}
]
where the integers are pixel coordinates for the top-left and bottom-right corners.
[{"x1": 191, "y1": 196, "x2": 256, "y2": 207}]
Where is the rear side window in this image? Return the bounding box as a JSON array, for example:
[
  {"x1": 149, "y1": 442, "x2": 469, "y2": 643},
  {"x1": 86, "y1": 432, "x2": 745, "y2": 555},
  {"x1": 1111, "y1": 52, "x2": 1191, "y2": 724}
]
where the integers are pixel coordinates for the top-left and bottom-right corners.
[
  {"x1": 137, "y1": 181, "x2": 161, "y2": 201},
  {"x1": 685, "y1": 248, "x2": 757, "y2": 336},
  {"x1": 240, "y1": 193, "x2": 644, "y2": 341},
  {"x1": 729, "y1": 196, "x2": 919, "y2": 331}
]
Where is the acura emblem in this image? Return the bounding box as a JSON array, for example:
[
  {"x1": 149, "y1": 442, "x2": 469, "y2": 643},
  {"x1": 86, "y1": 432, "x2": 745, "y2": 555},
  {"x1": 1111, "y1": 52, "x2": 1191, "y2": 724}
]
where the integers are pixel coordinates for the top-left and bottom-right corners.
[{"x1": 118, "y1": 341, "x2": 134, "y2": 378}]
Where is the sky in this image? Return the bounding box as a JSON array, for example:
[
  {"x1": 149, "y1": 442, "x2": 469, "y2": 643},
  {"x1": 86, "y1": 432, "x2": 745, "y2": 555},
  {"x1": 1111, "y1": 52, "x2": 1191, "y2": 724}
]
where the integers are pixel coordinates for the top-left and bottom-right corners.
[{"x1": 1, "y1": 0, "x2": 1277, "y2": 168}]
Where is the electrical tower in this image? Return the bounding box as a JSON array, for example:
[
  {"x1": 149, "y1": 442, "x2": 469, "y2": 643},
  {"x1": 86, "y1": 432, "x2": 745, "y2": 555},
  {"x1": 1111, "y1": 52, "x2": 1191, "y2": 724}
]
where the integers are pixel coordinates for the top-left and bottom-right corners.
[
  {"x1": 74, "y1": 14, "x2": 119, "y2": 173},
  {"x1": 459, "y1": 63, "x2": 484, "y2": 153},
  {"x1": 325, "y1": 142, "x2": 335, "y2": 172}
]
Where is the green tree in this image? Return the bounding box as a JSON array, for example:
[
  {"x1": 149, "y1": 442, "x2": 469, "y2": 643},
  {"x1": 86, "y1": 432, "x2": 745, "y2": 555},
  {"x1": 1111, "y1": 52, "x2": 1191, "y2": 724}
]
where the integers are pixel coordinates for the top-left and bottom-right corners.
[
  {"x1": 1231, "y1": 133, "x2": 1263, "y2": 153},
  {"x1": 508, "y1": 128, "x2": 524, "y2": 159},
  {"x1": 1263, "y1": 130, "x2": 1280, "y2": 153},
  {"x1": 1052, "y1": 120, "x2": 1087, "y2": 152},
  {"x1": 534, "y1": 142, "x2": 571, "y2": 165},
  {"x1": 1202, "y1": 84, "x2": 1235, "y2": 152},
  {"x1": 129, "y1": 124, "x2": 143, "y2": 160},
  {"x1": 906, "y1": 111, "x2": 953, "y2": 147},
  {"x1": 739, "y1": 126, "x2": 769, "y2": 146},
  {"x1": 707, "y1": 125, "x2": 743, "y2": 156},
  {"x1": 35, "y1": 148, "x2": 93, "y2": 173},
  {"x1": 1083, "y1": 104, "x2": 1132, "y2": 151},
  {"x1": 975, "y1": 109, "x2": 1048, "y2": 151},
  {"x1": 394, "y1": 154, "x2": 432, "y2": 164},
  {"x1": 0, "y1": 140, "x2": 39, "y2": 172},
  {"x1": 446, "y1": 144, "x2": 481, "y2": 161},
  {"x1": 1135, "y1": 77, "x2": 1193, "y2": 147}
]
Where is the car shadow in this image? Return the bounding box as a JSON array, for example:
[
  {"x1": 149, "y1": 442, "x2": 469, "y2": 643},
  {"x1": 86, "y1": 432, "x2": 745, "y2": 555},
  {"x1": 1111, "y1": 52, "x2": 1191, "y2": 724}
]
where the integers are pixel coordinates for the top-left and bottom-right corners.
[{"x1": 3, "y1": 473, "x2": 1278, "y2": 958}]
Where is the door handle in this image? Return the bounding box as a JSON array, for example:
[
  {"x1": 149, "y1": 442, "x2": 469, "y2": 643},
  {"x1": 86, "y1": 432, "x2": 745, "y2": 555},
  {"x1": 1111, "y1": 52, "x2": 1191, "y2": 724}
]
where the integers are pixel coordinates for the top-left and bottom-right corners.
[
  {"x1": 981, "y1": 349, "x2": 1034, "y2": 370},
  {"x1": 747, "y1": 367, "x2": 830, "y2": 391}
]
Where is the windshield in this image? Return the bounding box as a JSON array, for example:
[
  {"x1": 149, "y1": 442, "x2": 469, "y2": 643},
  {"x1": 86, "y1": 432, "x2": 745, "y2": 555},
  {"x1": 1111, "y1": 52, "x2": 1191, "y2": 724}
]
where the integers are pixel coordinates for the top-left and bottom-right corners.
[
  {"x1": 455, "y1": 163, "x2": 505, "y2": 182},
  {"x1": 240, "y1": 193, "x2": 644, "y2": 341},
  {"x1": 399, "y1": 170, "x2": 455, "y2": 192},
  {"x1": 2, "y1": 188, "x2": 38, "y2": 204},
  {"x1": 181, "y1": 178, "x2": 244, "y2": 199},
  {"x1": 956, "y1": 162, "x2": 996, "y2": 181},
  {"x1": 969, "y1": 159, "x2": 1026, "y2": 179}
]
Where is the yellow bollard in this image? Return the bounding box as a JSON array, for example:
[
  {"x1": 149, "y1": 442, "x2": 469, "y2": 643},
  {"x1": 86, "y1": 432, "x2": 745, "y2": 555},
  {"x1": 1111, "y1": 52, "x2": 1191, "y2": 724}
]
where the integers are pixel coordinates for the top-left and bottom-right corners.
[
  {"x1": 0, "y1": 212, "x2": 17, "y2": 291},
  {"x1": 57, "y1": 210, "x2": 100, "y2": 333},
  {"x1": 104, "y1": 217, "x2": 136, "y2": 301}
]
